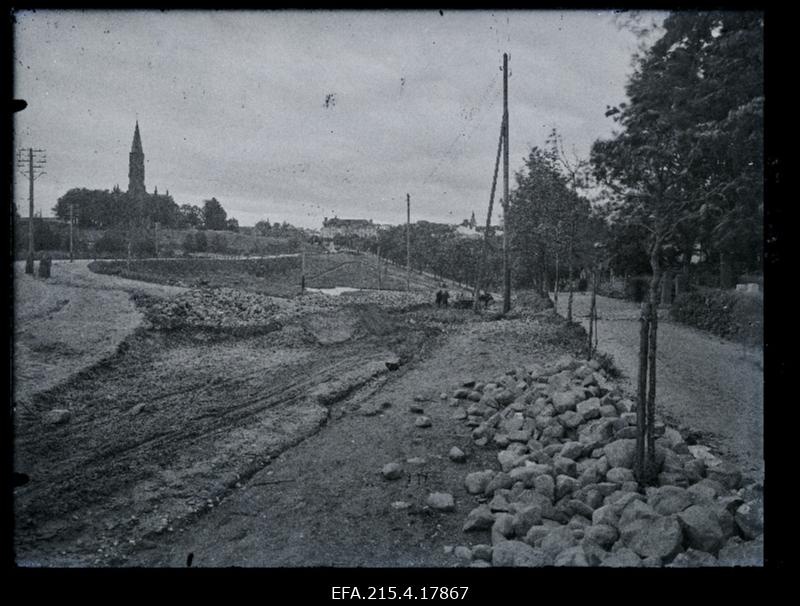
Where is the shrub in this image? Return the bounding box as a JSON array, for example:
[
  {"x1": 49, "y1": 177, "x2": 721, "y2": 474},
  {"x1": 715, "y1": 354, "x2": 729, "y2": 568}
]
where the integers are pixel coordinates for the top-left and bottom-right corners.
[{"x1": 671, "y1": 289, "x2": 763, "y2": 345}]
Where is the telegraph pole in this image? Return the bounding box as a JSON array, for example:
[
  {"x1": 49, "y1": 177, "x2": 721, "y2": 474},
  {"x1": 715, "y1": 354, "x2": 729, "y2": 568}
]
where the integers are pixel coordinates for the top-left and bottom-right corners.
[
  {"x1": 502, "y1": 52, "x2": 511, "y2": 313},
  {"x1": 406, "y1": 193, "x2": 411, "y2": 291},
  {"x1": 377, "y1": 243, "x2": 382, "y2": 290},
  {"x1": 69, "y1": 203, "x2": 74, "y2": 262},
  {"x1": 17, "y1": 148, "x2": 46, "y2": 274},
  {"x1": 154, "y1": 221, "x2": 159, "y2": 258}
]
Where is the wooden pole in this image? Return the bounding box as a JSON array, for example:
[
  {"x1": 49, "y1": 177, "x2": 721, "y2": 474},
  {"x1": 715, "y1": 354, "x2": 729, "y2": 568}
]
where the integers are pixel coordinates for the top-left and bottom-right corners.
[
  {"x1": 406, "y1": 193, "x2": 411, "y2": 291},
  {"x1": 502, "y1": 52, "x2": 511, "y2": 313},
  {"x1": 26, "y1": 149, "x2": 35, "y2": 274},
  {"x1": 154, "y1": 221, "x2": 159, "y2": 258},
  {"x1": 69, "y1": 202, "x2": 74, "y2": 262},
  {"x1": 377, "y1": 243, "x2": 382, "y2": 290},
  {"x1": 473, "y1": 119, "x2": 504, "y2": 312},
  {"x1": 301, "y1": 247, "x2": 306, "y2": 293}
]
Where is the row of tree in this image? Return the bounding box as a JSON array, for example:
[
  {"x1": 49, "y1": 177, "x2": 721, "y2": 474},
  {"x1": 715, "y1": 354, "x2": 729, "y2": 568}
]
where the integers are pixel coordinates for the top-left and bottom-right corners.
[{"x1": 51, "y1": 188, "x2": 240, "y2": 232}]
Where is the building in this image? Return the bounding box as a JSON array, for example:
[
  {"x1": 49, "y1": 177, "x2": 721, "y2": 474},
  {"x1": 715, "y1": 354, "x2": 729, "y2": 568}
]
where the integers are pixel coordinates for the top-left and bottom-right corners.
[
  {"x1": 320, "y1": 217, "x2": 378, "y2": 240},
  {"x1": 128, "y1": 121, "x2": 146, "y2": 198}
]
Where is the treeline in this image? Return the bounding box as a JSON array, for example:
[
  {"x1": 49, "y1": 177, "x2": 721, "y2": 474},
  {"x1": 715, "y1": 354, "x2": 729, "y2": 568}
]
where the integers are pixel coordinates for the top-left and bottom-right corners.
[{"x1": 51, "y1": 188, "x2": 240, "y2": 233}]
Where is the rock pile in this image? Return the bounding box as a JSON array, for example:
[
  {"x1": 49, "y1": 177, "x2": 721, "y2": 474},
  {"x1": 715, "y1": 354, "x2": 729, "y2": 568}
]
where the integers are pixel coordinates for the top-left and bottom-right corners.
[
  {"x1": 445, "y1": 354, "x2": 763, "y2": 567},
  {"x1": 145, "y1": 288, "x2": 282, "y2": 331}
]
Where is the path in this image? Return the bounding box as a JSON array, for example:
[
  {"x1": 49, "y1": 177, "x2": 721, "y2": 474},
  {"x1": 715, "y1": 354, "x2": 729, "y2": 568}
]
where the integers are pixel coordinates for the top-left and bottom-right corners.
[
  {"x1": 12, "y1": 260, "x2": 185, "y2": 404},
  {"x1": 553, "y1": 292, "x2": 763, "y2": 483}
]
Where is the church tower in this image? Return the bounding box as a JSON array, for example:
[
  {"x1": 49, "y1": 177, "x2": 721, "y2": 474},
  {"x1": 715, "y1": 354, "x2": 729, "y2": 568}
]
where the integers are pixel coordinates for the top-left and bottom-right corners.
[{"x1": 128, "y1": 121, "x2": 146, "y2": 197}]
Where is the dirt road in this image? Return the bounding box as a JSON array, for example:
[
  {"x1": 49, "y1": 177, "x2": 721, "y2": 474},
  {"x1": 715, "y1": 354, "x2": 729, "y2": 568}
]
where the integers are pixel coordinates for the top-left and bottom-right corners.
[
  {"x1": 553, "y1": 293, "x2": 763, "y2": 483},
  {"x1": 13, "y1": 260, "x2": 185, "y2": 404}
]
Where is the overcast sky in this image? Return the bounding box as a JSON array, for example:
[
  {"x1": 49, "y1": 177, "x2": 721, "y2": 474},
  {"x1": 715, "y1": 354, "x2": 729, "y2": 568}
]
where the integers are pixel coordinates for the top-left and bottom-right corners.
[{"x1": 13, "y1": 9, "x2": 665, "y2": 229}]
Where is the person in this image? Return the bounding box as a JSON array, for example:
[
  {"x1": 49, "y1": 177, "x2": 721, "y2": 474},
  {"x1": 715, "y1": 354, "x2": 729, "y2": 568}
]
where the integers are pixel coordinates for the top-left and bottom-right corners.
[
  {"x1": 435, "y1": 290, "x2": 443, "y2": 307},
  {"x1": 441, "y1": 288, "x2": 450, "y2": 307}
]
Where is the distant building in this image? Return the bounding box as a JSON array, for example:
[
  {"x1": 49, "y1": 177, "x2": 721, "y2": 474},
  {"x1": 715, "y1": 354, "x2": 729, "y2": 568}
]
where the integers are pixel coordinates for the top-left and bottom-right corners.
[{"x1": 320, "y1": 217, "x2": 378, "y2": 240}]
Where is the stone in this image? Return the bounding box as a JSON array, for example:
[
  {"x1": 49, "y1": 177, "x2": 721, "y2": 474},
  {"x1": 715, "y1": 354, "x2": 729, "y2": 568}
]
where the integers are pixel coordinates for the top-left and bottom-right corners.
[
  {"x1": 592, "y1": 504, "x2": 619, "y2": 529},
  {"x1": 391, "y1": 501, "x2": 411, "y2": 510},
  {"x1": 648, "y1": 486, "x2": 694, "y2": 516},
  {"x1": 486, "y1": 472, "x2": 514, "y2": 495},
  {"x1": 426, "y1": 492, "x2": 455, "y2": 512},
  {"x1": 566, "y1": 499, "x2": 595, "y2": 520},
  {"x1": 621, "y1": 515, "x2": 684, "y2": 560},
  {"x1": 497, "y1": 450, "x2": 526, "y2": 473},
  {"x1": 130, "y1": 403, "x2": 147, "y2": 415},
  {"x1": 409, "y1": 403, "x2": 425, "y2": 413},
  {"x1": 707, "y1": 462, "x2": 742, "y2": 490},
  {"x1": 556, "y1": 475, "x2": 579, "y2": 500},
  {"x1": 584, "y1": 524, "x2": 618, "y2": 549},
  {"x1": 492, "y1": 434, "x2": 510, "y2": 449},
  {"x1": 491, "y1": 540, "x2": 547, "y2": 567},
  {"x1": 615, "y1": 399, "x2": 635, "y2": 415},
  {"x1": 448, "y1": 446, "x2": 467, "y2": 463},
  {"x1": 495, "y1": 390, "x2": 516, "y2": 406},
  {"x1": 470, "y1": 560, "x2": 492, "y2": 568},
  {"x1": 508, "y1": 429, "x2": 533, "y2": 443},
  {"x1": 415, "y1": 416, "x2": 432, "y2": 428},
  {"x1": 492, "y1": 512, "x2": 516, "y2": 542},
  {"x1": 452, "y1": 408, "x2": 468, "y2": 421},
  {"x1": 560, "y1": 441, "x2": 584, "y2": 461},
  {"x1": 454, "y1": 388, "x2": 471, "y2": 399},
  {"x1": 471, "y1": 544, "x2": 493, "y2": 562},
  {"x1": 467, "y1": 391, "x2": 482, "y2": 402},
  {"x1": 667, "y1": 548, "x2": 719, "y2": 568},
  {"x1": 557, "y1": 410, "x2": 583, "y2": 430},
  {"x1": 606, "y1": 467, "x2": 635, "y2": 484},
  {"x1": 554, "y1": 456, "x2": 578, "y2": 478},
  {"x1": 554, "y1": 546, "x2": 589, "y2": 567},
  {"x1": 523, "y1": 525, "x2": 549, "y2": 547},
  {"x1": 512, "y1": 504, "x2": 543, "y2": 537},
  {"x1": 540, "y1": 526, "x2": 577, "y2": 560},
  {"x1": 381, "y1": 462, "x2": 403, "y2": 480},
  {"x1": 533, "y1": 474, "x2": 555, "y2": 500},
  {"x1": 600, "y1": 547, "x2": 642, "y2": 567},
  {"x1": 552, "y1": 390, "x2": 581, "y2": 414},
  {"x1": 614, "y1": 426, "x2": 639, "y2": 440},
  {"x1": 576, "y1": 397, "x2": 601, "y2": 417},
  {"x1": 678, "y1": 505, "x2": 725, "y2": 553},
  {"x1": 465, "y1": 470, "x2": 495, "y2": 495},
  {"x1": 453, "y1": 545, "x2": 473, "y2": 564},
  {"x1": 43, "y1": 409, "x2": 72, "y2": 425},
  {"x1": 618, "y1": 500, "x2": 658, "y2": 528},
  {"x1": 683, "y1": 458, "x2": 706, "y2": 482},
  {"x1": 488, "y1": 493, "x2": 512, "y2": 513},
  {"x1": 406, "y1": 457, "x2": 426, "y2": 465},
  {"x1": 440, "y1": 392, "x2": 449, "y2": 400},
  {"x1": 734, "y1": 500, "x2": 764, "y2": 540},
  {"x1": 717, "y1": 535, "x2": 764, "y2": 567},
  {"x1": 620, "y1": 412, "x2": 637, "y2": 426},
  {"x1": 578, "y1": 419, "x2": 616, "y2": 449},
  {"x1": 603, "y1": 439, "x2": 637, "y2": 469},
  {"x1": 580, "y1": 539, "x2": 607, "y2": 566},
  {"x1": 658, "y1": 471, "x2": 691, "y2": 488}
]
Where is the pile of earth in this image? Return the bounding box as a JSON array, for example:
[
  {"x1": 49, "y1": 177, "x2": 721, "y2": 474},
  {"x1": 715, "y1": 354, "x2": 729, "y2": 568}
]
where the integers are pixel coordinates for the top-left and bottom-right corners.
[{"x1": 381, "y1": 354, "x2": 763, "y2": 567}]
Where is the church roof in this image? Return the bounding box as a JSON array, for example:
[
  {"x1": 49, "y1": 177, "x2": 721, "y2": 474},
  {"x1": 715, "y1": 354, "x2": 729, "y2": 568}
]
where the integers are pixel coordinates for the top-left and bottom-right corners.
[{"x1": 131, "y1": 121, "x2": 143, "y2": 154}]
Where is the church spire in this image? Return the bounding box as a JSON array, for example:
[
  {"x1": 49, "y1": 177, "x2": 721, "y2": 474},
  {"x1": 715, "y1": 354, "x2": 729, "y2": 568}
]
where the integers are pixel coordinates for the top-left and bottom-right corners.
[
  {"x1": 128, "y1": 121, "x2": 146, "y2": 197},
  {"x1": 131, "y1": 121, "x2": 143, "y2": 154}
]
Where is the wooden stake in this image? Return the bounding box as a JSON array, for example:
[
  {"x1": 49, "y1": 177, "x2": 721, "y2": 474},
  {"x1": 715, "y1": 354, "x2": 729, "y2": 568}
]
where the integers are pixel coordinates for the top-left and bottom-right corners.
[{"x1": 502, "y1": 52, "x2": 511, "y2": 313}]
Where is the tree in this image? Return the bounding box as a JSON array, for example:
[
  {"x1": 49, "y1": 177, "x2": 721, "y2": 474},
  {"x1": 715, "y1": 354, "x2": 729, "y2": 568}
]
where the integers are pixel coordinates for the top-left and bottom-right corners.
[
  {"x1": 591, "y1": 10, "x2": 763, "y2": 482},
  {"x1": 179, "y1": 204, "x2": 204, "y2": 229},
  {"x1": 226, "y1": 218, "x2": 240, "y2": 232},
  {"x1": 202, "y1": 198, "x2": 227, "y2": 231}
]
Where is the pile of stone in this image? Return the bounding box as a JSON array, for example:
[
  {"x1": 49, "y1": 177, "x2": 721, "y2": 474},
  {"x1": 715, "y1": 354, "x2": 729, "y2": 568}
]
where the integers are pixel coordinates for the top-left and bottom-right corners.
[
  {"x1": 445, "y1": 354, "x2": 763, "y2": 567},
  {"x1": 145, "y1": 288, "x2": 282, "y2": 330}
]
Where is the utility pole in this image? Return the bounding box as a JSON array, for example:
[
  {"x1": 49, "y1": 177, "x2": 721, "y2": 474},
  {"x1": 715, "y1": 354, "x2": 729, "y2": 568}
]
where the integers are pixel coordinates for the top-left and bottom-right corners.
[
  {"x1": 406, "y1": 193, "x2": 411, "y2": 291},
  {"x1": 377, "y1": 243, "x2": 382, "y2": 290},
  {"x1": 502, "y1": 52, "x2": 511, "y2": 313},
  {"x1": 69, "y1": 203, "x2": 74, "y2": 262},
  {"x1": 154, "y1": 221, "x2": 159, "y2": 258},
  {"x1": 17, "y1": 148, "x2": 46, "y2": 274},
  {"x1": 301, "y1": 246, "x2": 306, "y2": 294}
]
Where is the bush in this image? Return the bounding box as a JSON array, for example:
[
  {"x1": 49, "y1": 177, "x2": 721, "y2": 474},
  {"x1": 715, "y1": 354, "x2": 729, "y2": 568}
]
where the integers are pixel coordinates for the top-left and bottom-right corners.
[
  {"x1": 131, "y1": 237, "x2": 156, "y2": 258},
  {"x1": 94, "y1": 232, "x2": 127, "y2": 255},
  {"x1": 671, "y1": 289, "x2": 763, "y2": 345}
]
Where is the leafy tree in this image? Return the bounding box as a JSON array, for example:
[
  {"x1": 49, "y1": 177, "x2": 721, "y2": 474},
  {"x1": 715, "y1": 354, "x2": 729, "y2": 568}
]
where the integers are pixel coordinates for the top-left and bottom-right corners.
[
  {"x1": 226, "y1": 218, "x2": 240, "y2": 232},
  {"x1": 179, "y1": 204, "x2": 204, "y2": 229},
  {"x1": 591, "y1": 10, "x2": 763, "y2": 482},
  {"x1": 202, "y1": 198, "x2": 227, "y2": 231}
]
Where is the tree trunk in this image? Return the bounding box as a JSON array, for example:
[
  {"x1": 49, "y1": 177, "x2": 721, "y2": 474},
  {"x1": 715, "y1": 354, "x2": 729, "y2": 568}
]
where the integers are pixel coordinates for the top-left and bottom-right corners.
[
  {"x1": 636, "y1": 300, "x2": 650, "y2": 481},
  {"x1": 719, "y1": 251, "x2": 733, "y2": 289},
  {"x1": 567, "y1": 239, "x2": 574, "y2": 323},
  {"x1": 554, "y1": 247, "x2": 560, "y2": 308},
  {"x1": 645, "y1": 245, "x2": 663, "y2": 480}
]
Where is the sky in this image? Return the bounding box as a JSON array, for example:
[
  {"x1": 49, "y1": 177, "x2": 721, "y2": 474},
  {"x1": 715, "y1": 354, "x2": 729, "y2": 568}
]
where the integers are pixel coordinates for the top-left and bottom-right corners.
[{"x1": 13, "y1": 9, "x2": 665, "y2": 229}]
